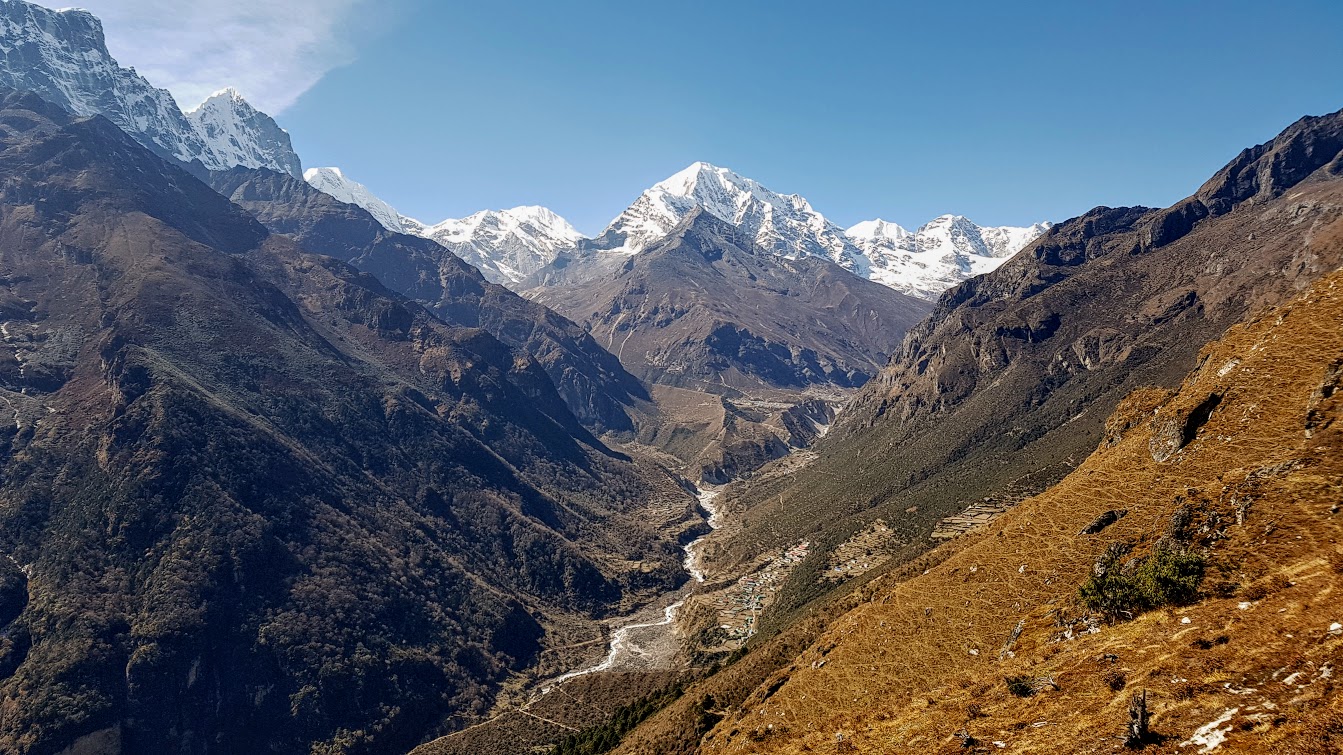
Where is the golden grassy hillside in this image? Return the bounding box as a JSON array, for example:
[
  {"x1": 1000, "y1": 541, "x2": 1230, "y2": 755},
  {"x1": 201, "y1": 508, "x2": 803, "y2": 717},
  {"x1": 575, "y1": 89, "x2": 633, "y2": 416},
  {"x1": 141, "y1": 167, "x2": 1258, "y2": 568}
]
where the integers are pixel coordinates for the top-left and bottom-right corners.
[{"x1": 693, "y1": 265, "x2": 1343, "y2": 754}]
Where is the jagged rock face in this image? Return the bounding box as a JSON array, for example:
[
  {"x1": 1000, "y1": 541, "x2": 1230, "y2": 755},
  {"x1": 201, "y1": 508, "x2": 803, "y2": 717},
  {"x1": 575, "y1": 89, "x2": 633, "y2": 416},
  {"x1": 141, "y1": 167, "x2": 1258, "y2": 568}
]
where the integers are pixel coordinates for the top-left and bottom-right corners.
[
  {"x1": 0, "y1": 89, "x2": 685, "y2": 754},
  {"x1": 0, "y1": 0, "x2": 301, "y2": 176},
  {"x1": 212, "y1": 167, "x2": 649, "y2": 434},
  {"x1": 846, "y1": 215, "x2": 1052, "y2": 299},
  {"x1": 186, "y1": 88, "x2": 302, "y2": 178},
  {"x1": 852, "y1": 108, "x2": 1343, "y2": 439},
  {"x1": 717, "y1": 107, "x2": 1343, "y2": 584},
  {"x1": 530, "y1": 209, "x2": 931, "y2": 394}
]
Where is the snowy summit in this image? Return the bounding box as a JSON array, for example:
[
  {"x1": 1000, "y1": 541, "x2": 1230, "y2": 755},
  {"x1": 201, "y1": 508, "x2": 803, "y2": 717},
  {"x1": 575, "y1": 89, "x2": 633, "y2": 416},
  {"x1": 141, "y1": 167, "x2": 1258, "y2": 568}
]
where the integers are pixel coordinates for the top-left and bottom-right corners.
[
  {"x1": 301, "y1": 160, "x2": 1048, "y2": 299},
  {"x1": 0, "y1": 1, "x2": 301, "y2": 176}
]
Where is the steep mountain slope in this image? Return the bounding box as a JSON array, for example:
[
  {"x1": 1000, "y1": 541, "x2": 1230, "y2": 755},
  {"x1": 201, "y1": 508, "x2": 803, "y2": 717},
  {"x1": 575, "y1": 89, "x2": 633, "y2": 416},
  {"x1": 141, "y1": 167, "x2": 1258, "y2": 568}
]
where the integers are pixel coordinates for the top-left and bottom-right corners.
[
  {"x1": 709, "y1": 108, "x2": 1343, "y2": 616},
  {"x1": 847, "y1": 215, "x2": 1052, "y2": 299},
  {"x1": 527, "y1": 210, "x2": 929, "y2": 484},
  {"x1": 0, "y1": 90, "x2": 690, "y2": 755},
  {"x1": 531, "y1": 209, "x2": 930, "y2": 394},
  {"x1": 0, "y1": 0, "x2": 301, "y2": 176},
  {"x1": 210, "y1": 167, "x2": 649, "y2": 434},
  {"x1": 691, "y1": 258, "x2": 1343, "y2": 755}
]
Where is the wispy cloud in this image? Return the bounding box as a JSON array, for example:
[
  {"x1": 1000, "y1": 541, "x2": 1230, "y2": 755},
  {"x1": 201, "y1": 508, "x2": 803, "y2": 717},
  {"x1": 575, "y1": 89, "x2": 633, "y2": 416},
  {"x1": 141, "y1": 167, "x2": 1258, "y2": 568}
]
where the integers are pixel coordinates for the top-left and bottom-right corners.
[{"x1": 69, "y1": 0, "x2": 383, "y2": 113}]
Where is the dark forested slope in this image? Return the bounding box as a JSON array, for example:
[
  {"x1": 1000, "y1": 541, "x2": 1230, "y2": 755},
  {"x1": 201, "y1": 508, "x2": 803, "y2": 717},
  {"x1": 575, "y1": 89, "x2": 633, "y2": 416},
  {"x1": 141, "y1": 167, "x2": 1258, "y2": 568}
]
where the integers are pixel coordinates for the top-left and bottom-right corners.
[{"x1": 0, "y1": 89, "x2": 689, "y2": 755}]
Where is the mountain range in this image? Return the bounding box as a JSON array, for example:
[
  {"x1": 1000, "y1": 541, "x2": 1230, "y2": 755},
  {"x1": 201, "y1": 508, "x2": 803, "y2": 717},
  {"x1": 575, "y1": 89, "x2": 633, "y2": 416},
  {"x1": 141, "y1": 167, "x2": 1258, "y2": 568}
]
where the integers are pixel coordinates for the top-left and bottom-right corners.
[
  {"x1": 3, "y1": 2, "x2": 1341, "y2": 754},
  {"x1": 709, "y1": 106, "x2": 1343, "y2": 585},
  {"x1": 309, "y1": 160, "x2": 1050, "y2": 299},
  {"x1": 0, "y1": 87, "x2": 710, "y2": 753},
  {"x1": 0, "y1": 0, "x2": 1047, "y2": 301}
]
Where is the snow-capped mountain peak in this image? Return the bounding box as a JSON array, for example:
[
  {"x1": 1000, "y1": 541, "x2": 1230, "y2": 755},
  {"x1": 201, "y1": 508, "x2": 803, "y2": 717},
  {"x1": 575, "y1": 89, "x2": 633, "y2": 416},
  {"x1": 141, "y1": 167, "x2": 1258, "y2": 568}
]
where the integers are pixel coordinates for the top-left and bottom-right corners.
[
  {"x1": 847, "y1": 214, "x2": 1052, "y2": 299},
  {"x1": 585, "y1": 162, "x2": 1049, "y2": 298},
  {"x1": 426, "y1": 206, "x2": 581, "y2": 245},
  {"x1": 0, "y1": 0, "x2": 301, "y2": 176},
  {"x1": 596, "y1": 161, "x2": 866, "y2": 275},
  {"x1": 846, "y1": 218, "x2": 911, "y2": 243},
  {"x1": 304, "y1": 167, "x2": 415, "y2": 233},
  {"x1": 301, "y1": 165, "x2": 583, "y2": 286},
  {"x1": 422, "y1": 205, "x2": 584, "y2": 285},
  {"x1": 187, "y1": 88, "x2": 302, "y2": 177}
]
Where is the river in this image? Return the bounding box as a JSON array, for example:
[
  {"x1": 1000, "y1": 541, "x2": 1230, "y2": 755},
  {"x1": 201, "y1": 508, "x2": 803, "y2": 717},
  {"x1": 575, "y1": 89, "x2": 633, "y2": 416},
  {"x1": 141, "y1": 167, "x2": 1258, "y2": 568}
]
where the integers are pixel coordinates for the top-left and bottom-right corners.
[{"x1": 544, "y1": 486, "x2": 722, "y2": 690}]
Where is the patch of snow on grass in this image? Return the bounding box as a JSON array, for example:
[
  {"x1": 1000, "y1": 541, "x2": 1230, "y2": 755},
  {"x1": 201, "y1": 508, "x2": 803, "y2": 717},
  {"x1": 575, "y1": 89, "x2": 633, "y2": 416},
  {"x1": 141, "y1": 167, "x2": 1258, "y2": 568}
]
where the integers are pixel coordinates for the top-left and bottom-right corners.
[{"x1": 1181, "y1": 708, "x2": 1238, "y2": 753}]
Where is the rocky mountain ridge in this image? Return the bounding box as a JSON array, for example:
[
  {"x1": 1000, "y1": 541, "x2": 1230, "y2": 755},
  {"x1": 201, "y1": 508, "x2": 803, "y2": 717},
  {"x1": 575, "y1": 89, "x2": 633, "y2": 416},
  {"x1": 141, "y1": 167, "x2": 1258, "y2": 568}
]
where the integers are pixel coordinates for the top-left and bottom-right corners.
[
  {"x1": 0, "y1": 0, "x2": 301, "y2": 176},
  {"x1": 705, "y1": 106, "x2": 1343, "y2": 629},
  {"x1": 531, "y1": 209, "x2": 931, "y2": 394},
  {"x1": 212, "y1": 166, "x2": 650, "y2": 435}
]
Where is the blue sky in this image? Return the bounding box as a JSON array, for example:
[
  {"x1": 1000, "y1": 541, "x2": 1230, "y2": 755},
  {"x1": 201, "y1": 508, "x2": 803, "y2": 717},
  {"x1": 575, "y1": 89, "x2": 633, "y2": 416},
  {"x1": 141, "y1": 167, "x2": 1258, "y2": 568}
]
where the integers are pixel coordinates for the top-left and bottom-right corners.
[{"x1": 82, "y1": 0, "x2": 1343, "y2": 234}]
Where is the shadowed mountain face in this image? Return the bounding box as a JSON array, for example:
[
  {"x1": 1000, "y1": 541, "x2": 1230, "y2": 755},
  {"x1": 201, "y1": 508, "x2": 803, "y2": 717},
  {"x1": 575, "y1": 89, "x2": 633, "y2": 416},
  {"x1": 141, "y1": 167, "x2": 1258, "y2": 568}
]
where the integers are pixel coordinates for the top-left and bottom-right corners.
[
  {"x1": 715, "y1": 109, "x2": 1343, "y2": 601},
  {"x1": 0, "y1": 90, "x2": 689, "y2": 755},
  {"x1": 208, "y1": 167, "x2": 649, "y2": 435},
  {"x1": 529, "y1": 210, "x2": 932, "y2": 394}
]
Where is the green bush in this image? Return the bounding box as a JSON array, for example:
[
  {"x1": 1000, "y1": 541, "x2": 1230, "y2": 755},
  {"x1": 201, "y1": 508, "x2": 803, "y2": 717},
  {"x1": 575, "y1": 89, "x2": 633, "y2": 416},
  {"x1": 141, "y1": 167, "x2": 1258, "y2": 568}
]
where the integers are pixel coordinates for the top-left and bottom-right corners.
[
  {"x1": 1079, "y1": 543, "x2": 1204, "y2": 620},
  {"x1": 1004, "y1": 675, "x2": 1036, "y2": 698}
]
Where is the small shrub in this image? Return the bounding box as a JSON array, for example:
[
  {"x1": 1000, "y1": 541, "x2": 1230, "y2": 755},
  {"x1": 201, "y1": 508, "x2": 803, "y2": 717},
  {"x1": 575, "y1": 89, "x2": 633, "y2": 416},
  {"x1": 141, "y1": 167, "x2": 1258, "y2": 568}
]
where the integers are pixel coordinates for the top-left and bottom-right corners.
[
  {"x1": 1174, "y1": 681, "x2": 1207, "y2": 700},
  {"x1": 1102, "y1": 668, "x2": 1127, "y2": 691},
  {"x1": 1004, "y1": 675, "x2": 1036, "y2": 698},
  {"x1": 1080, "y1": 543, "x2": 1205, "y2": 620}
]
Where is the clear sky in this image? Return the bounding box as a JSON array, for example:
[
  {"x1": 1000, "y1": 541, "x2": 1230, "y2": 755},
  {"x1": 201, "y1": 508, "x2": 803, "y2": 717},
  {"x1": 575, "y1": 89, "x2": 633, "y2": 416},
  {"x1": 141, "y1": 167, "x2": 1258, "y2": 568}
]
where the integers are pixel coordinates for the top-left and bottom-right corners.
[{"x1": 77, "y1": 0, "x2": 1343, "y2": 235}]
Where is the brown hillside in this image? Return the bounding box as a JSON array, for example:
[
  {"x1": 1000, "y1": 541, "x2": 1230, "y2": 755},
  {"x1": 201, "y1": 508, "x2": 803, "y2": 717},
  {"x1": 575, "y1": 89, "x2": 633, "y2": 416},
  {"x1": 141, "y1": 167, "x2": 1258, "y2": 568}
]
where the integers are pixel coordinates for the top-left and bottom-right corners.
[
  {"x1": 692, "y1": 263, "x2": 1343, "y2": 753},
  {"x1": 707, "y1": 109, "x2": 1343, "y2": 627}
]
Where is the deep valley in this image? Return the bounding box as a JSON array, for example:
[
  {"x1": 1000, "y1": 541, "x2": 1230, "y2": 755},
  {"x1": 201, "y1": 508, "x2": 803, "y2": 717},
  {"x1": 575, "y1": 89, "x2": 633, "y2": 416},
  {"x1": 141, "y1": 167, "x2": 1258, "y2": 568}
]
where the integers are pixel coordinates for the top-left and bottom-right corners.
[{"x1": 0, "y1": 2, "x2": 1339, "y2": 754}]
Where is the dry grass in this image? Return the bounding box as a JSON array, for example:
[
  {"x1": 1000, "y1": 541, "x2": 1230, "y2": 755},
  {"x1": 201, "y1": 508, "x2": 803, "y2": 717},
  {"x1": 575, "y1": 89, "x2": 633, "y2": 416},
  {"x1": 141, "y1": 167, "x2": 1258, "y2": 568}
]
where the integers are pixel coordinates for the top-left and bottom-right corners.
[{"x1": 694, "y1": 267, "x2": 1343, "y2": 754}]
